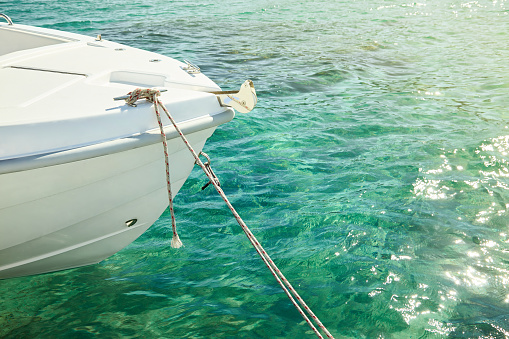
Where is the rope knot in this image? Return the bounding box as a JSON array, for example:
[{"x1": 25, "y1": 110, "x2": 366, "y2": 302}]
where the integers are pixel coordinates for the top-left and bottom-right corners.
[{"x1": 125, "y1": 88, "x2": 161, "y2": 107}]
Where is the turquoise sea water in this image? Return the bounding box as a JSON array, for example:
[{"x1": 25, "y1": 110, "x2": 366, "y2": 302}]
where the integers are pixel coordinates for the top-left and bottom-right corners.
[{"x1": 2, "y1": 0, "x2": 509, "y2": 337}]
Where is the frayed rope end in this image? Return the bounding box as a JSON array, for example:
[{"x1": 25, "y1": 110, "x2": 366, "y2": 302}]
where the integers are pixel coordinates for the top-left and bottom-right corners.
[{"x1": 171, "y1": 234, "x2": 183, "y2": 249}]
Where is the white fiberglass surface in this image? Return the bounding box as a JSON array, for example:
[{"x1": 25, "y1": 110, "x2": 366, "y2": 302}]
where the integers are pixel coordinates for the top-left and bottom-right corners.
[
  {"x1": 0, "y1": 27, "x2": 70, "y2": 56},
  {"x1": 0, "y1": 67, "x2": 83, "y2": 110},
  {"x1": 0, "y1": 24, "x2": 225, "y2": 161}
]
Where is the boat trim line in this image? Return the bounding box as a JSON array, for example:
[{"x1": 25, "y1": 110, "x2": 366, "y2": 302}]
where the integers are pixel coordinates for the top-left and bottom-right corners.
[
  {"x1": 0, "y1": 108, "x2": 235, "y2": 174},
  {"x1": 5, "y1": 65, "x2": 88, "y2": 77}
]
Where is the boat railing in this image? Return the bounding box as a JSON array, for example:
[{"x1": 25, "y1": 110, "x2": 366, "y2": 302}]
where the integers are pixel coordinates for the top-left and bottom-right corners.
[{"x1": 0, "y1": 14, "x2": 13, "y2": 25}]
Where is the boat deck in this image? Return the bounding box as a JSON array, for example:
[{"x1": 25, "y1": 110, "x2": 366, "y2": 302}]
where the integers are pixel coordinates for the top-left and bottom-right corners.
[{"x1": 0, "y1": 23, "x2": 228, "y2": 161}]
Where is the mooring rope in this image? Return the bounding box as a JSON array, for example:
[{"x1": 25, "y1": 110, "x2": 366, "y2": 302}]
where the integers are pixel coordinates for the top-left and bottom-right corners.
[
  {"x1": 123, "y1": 88, "x2": 334, "y2": 339},
  {"x1": 124, "y1": 88, "x2": 182, "y2": 248}
]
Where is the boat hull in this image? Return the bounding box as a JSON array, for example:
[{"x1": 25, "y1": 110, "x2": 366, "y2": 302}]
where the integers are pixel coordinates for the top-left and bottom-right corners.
[{"x1": 0, "y1": 127, "x2": 215, "y2": 279}]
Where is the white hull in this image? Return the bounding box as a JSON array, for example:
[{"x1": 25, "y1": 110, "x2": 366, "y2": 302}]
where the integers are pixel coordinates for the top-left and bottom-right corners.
[
  {"x1": 0, "y1": 128, "x2": 215, "y2": 279},
  {"x1": 0, "y1": 17, "x2": 252, "y2": 279}
]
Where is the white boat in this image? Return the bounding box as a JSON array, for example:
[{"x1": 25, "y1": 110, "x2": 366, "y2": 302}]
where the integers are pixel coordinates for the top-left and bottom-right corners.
[{"x1": 0, "y1": 14, "x2": 256, "y2": 279}]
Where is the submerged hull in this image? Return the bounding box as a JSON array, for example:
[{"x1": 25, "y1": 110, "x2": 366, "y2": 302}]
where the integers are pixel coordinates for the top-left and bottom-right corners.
[{"x1": 0, "y1": 127, "x2": 219, "y2": 279}]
